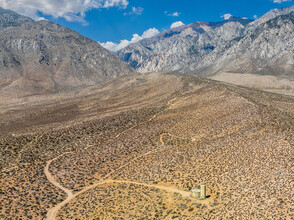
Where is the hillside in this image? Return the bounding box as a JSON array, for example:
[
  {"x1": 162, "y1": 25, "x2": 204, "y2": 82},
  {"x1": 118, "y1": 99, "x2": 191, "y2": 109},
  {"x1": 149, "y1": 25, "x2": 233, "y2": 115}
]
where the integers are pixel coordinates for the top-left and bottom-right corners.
[
  {"x1": 0, "y1": 8, "x2": 134, "y2": 97},
  {"x1": 117, "y1": 17, "x2": 252, "y2": 72},
  {"x1": 116, "y1": 6, "x2": 294, "y2": 95},
  {"x1": 191, "y1": 12, "x2": 294, "y2": 77},
  {"x1": 0, "y1": 4, "x2": 293, "y2": 220},
  {"x1": 0, "y1": 7, "x2": 33, "y2": 28},
  {"x1": 0, "y1": 73, "x2": 293, "y2": 219},
  {"x1": 246, "y1": 5, "x2": 294, "y2": 31}
]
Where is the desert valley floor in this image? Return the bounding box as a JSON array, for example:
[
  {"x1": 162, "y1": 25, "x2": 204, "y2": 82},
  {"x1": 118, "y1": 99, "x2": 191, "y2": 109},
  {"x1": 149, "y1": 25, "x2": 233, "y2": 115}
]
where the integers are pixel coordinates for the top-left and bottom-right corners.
[{"x1": 0, "y1": 73, "x2": 293, "y2": 219}]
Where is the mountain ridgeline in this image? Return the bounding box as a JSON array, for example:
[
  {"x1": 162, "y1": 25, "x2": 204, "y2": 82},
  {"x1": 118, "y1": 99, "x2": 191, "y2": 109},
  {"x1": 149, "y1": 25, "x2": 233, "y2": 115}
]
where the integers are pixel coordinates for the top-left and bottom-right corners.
[
  {"x1": 117, "y1": 6, "x2": 294, "y2": 80},
  {"x1": 0, "y1": 8, "x2": 134, "y2": 97},
  {"x1": 0, "y1": 6, "x2": 293, "y2": 97},
  {"x1": 0, "y1": 8, "x2": 33, "y2": 28}
]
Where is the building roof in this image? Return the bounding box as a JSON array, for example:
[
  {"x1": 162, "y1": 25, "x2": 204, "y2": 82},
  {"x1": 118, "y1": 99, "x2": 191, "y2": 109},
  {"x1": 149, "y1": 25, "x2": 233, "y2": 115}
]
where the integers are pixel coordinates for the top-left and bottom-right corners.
[{"x1": 191, "y1": 189, "x2": 201, "y2": 192}]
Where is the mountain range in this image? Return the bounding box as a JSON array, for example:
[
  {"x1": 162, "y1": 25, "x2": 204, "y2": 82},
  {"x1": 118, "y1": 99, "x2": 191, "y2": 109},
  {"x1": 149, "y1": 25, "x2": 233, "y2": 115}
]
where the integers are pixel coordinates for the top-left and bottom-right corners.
[
  {"x1": 0, "y1": 6, "x2": 293, "y2": 97},
  {"x1": 0, "y1": 8, "x2": 134, "y2": 97},
  {"x1": 117, "y1": 6, "x2": 294, "y2": 89}
]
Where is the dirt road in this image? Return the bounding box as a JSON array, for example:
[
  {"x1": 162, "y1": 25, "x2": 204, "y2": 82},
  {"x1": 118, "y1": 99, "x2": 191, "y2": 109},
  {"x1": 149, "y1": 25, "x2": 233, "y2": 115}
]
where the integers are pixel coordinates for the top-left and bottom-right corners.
[{"x1": 45, "y1": 97, "x2": 191, "y2": 220}]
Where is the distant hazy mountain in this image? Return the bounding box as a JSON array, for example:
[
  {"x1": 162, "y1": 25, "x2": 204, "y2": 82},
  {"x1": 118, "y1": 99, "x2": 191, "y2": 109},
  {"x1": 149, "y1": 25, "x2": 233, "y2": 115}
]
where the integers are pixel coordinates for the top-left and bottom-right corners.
[
  {"x1": 117, "y1": 17, "x2": 253, "y2": 73},
  {"x1": 117, "y1": 6, "x2": 294, "y2": 82},
  {"x1": 193, "y1": 12, "x2": 294, "y2": 78},
  {"x1": 0, "y1": 8, "x2": 134, "y2": 97},
  {"x1": 246, "y1": 5, "x2": 294, "y2": 32}
]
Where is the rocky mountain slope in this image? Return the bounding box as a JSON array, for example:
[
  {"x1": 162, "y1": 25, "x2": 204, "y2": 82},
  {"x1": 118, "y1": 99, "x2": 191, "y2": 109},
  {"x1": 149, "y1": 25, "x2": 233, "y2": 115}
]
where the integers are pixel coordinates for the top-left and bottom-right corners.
[
  {"x1": 193, "y1": 12, "x2": 294, "y2": 78},
  {"x1": 0, "y1": 8, "x2": 134, "y2": 97},
  {"x1": 117, "y1": 17, "x2": 253, "y2": 73},
  {"x1": 0, "y1": 7, "x2": 33, "y2": 28},
  {"x1": 117, "y1": 6, "x2": 294, "y2": 82},
  {"x1": 246, "y1": 5, "x2": 294, "y2": 31}
]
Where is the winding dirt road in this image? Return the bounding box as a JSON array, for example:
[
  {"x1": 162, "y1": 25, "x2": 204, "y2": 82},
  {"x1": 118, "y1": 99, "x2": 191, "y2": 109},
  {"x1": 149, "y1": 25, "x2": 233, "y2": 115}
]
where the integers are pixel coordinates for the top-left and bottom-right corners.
[
  {"x1": 45, "y1": 97, "x2": 195, "y2": 220},
  {"x1": 44, "y1": 152, "x2": 74, "y2": 220},
  {"x1": 46, "y1": 178, "x2": 192, "y2": 220},
  {"x1": 45, "y1": 132, "x2": 190, "y2": 220}
]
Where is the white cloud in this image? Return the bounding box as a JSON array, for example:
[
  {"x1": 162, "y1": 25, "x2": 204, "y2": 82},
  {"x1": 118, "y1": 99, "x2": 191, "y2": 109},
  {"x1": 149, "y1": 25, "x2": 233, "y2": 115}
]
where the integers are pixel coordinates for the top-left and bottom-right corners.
[
  {"x1": 273, "y1": 0, "x2": 292, "y2": 3},
  {"x1": 170, "y1": 21, "x2": 185, "y2": 29},
  {"x1": 253, "y1": 15, "x2": 258, "y2": 19},
  {"x1": 141, "y1": 28, "x2": 160, "y2": 38},
  {"x1": 221, "y1": 13, "x2": 233, "y2": 20},
  {"x1": 103, "y1": 0, "x2": 129, "y2": 8},
  {"x1": 38, "y1": 17, "x2": 47, "y2": 21},
  {"x1": 0, "y1": 0, "x2": 129, "y2": 23},
  {"x1": 100, "y1": 41, "x2": 117, "y2": 51},
  {"x1": 171, "y1": 12, "x2": 180, "y2": 17},
  {"x1": 124, "y1": 7, "x2": 144, "y2": 16},
  {"x1": 100, "y1": 28, "x2": 160, "y2": 51},
  {"x1": 165, "y1": 11, "x2": 180, "y2": 17}
]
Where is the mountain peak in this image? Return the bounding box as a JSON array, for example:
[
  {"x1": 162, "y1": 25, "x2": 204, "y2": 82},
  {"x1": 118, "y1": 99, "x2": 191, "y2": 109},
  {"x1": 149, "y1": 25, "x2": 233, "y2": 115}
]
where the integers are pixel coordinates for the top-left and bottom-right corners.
[
  {"x1": 117, "y1": 6, "x2": 294, "y2": 81},
  {"x1": 227, "y1": 16, "x2": 253, "y2": 25},
  {"x1": 0, "y1": 7, "x2": 34, "y2": 29},
  {"x1": 247, "y1": 5, "x2": 294, "y2": 30},
  {"x1": 0, "y1": 8, "x2": 134, "y2": 97}
]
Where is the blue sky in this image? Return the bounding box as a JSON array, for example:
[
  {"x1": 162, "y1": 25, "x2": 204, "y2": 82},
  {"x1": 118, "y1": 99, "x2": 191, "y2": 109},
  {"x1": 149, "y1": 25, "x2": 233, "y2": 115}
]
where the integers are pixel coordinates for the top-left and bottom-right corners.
[{"x1": 0, "y1": 0, "x2": 293, "y2": 51}]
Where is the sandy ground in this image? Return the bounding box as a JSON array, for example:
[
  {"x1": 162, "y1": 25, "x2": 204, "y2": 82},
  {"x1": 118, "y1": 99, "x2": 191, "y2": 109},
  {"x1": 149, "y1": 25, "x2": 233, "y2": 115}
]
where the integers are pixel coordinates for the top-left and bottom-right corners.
[
  {"x1": 210, "y1": 72, "x2": 294, "y2": 96},
  {"x1": 1, "y1": 72, "x2": 293, "y2": 219},
  {"x1": 44, "y1": 98, "x2": 208, "y2": 220}
]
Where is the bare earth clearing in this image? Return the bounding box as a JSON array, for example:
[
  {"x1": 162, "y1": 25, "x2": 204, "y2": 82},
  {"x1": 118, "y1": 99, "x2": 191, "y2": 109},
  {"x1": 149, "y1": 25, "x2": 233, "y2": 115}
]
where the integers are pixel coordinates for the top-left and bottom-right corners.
[
  {"x1": 0, "y1": 72, "x2": 293, "y2": 219},
  {"x1": 210, "y1": 72, "x2": 294, "y2": 96}
]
